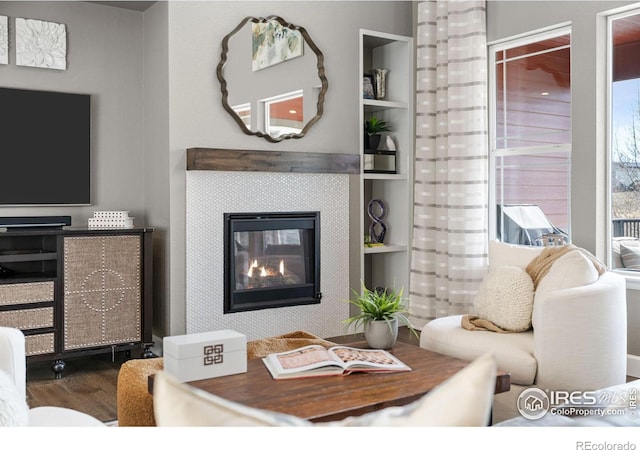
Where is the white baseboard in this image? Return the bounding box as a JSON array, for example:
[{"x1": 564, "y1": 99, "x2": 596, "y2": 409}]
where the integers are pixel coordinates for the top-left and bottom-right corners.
[
  {"x1": 627, "y1": 354, "x2": 640, "y2": 378},
  {"x1": 151, "y1": 334, "x2": 164, "y2": 356}
]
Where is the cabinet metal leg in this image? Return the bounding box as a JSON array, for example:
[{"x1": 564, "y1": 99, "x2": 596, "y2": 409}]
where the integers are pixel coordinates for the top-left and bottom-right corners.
[
  {"x1": 142, "y1": 344, "x2": 155, "y2": 358},
  {"x1": 51, "y1": 359, "x2": 65, "y2": 379}
]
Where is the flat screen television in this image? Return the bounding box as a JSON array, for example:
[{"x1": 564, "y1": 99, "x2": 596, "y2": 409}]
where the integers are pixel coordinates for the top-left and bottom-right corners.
[{"x1": 0, "y1": 87, "x2": 91, "y2": 205}]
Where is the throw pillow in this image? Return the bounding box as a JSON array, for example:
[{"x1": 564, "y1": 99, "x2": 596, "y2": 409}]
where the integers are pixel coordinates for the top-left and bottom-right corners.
[
  {"x1": 620, "y1": 243, "x2": 640, "y2": 270},
  {"x1": 473, "y1": 266, "x2": 534, "y2": 332},
  {"x1": 153, "y1": 353, "x2": 497, "y2": 427},
  {"x1": 489, "y1": 240, "x2": 544, "y2": 270},
  {"x1": 536, "y1": 249, "x2": 599, "y2": 293},
  {"x1": 0, "y1": 370, "x2": 28, "y2": 427},
  {"x1": 612, "y1": 237, "x2": 640, "y2": 269}
]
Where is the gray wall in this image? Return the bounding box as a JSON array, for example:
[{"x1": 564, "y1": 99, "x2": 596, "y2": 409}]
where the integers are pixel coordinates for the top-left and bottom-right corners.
[
  {"x1": 0, "y1": 1, "x2": 412, "y2": 339},
  {"x1": 0, "y1": 2, "x2": 146, "y2": 223},
  {"x1": 161, "y1": 1, "x2": 413, "y2": 336},
  {"x1": 487, "y1": 0, "x2": 640, "y2": 355},
  {"x1": 3, "y1": 0, "x2": 634, "y2": 355},
  {"x1": 143, "y1": 2, "x2": 170, "y2": 338}
]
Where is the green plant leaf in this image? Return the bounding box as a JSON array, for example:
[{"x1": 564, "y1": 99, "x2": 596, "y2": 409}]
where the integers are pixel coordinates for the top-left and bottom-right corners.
[
  {"x1": 364, "y1": 117, "x2": 391, "y2": 135},
  {"x1": 344, "y1": 281, "x2": 417, "y2": 339}
]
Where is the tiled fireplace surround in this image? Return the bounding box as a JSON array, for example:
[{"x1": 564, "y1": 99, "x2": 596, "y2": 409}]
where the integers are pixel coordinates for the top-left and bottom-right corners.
[{"x1": 185, "y1": 149, "x2": 359, "y2": 340}]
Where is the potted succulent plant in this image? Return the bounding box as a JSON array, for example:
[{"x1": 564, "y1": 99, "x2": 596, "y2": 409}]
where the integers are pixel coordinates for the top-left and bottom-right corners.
[
  {"x1": 345, "y1": 283, "x2": 418, "y2": 349},
  {"x1": 364, "y1": 117, "x2": 391, "y2": 151}
]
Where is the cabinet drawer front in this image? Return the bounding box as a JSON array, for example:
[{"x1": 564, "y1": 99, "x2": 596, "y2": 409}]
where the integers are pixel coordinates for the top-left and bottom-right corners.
[
  {"x1": 0, "y1": 307, "x2": 54, "y2": 330},
  {"x1": 0, "y1": 282, "x2": 54, "y2": 306},
  {"x1": 25, "y1": 333, "x2": 55, "y2": 356}
]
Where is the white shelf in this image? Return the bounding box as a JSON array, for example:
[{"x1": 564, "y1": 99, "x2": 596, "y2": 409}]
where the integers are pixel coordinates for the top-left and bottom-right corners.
[
  {"x1": 364, "y1": 172, "x2": 408, "y2": 181},
  {"x1": 363, "y1": 244, "x2": 408, "y2": 254},
  {"x1": 363, "y1": 99, "x2": 408, "y2": 110}
]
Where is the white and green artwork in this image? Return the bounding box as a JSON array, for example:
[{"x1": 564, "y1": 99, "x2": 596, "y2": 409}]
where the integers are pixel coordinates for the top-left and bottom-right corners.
[{"x1": 252, "y1": 19, "x2": 303, "y2": 72}]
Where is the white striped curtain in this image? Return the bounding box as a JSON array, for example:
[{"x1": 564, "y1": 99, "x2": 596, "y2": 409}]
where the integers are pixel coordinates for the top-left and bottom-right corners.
[{"x1": 409, "y1": 0, "x2": 489, "y2": 329}]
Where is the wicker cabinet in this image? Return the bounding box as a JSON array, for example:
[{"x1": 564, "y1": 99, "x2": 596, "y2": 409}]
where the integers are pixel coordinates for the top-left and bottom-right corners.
[{"x1": 0, "y1": 227, "x2": 153, "y2": 378}]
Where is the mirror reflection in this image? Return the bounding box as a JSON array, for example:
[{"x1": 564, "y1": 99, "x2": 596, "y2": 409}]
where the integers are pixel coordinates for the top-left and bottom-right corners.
[{"x1": 217, "y1": 16, "x2": 327, "y2": 142}]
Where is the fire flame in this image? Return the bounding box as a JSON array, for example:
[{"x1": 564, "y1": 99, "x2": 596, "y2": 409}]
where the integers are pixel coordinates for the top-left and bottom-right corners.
[{"x1": 247, "y1": 258, "x2": 285, "y2": 278}]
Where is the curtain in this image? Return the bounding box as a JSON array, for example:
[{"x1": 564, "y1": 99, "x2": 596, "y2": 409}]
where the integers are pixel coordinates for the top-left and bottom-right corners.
[{"x1": 409, "y1": 0, "x2": 489, "y2": 329}]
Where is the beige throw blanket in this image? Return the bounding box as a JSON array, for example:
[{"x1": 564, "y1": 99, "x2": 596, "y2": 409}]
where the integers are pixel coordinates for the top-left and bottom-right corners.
[
  {"x1": 246, "y1": 330, "x2": 336, "y2": 359},
  {"x1": 462, "y1": 244, "x2": 607, "y2": 333}
]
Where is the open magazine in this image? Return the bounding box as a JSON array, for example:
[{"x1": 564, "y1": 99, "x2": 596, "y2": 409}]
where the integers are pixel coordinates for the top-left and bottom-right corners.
[{"x1": 262, "y1": 344, "x2": 411, "y2": 380}]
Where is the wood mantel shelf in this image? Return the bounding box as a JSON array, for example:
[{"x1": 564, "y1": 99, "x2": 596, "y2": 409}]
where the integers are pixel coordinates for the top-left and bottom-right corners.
[{"x1": 186, "y1": 148, "x2": 360, "y2": 174}]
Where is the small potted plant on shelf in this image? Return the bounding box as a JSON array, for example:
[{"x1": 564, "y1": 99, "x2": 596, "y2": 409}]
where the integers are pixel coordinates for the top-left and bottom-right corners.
[
  {"x1": 364, "y1": 117, "x2": 390, "y2": 151},
  {"x1": 345, "y1": 282, "x2": 418, "y2": 349}
]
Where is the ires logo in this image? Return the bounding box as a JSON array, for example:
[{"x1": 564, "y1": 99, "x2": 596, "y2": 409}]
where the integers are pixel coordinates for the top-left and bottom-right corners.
[{"x1": 517, "y1": 387, "x2": 636, "y2": 420}]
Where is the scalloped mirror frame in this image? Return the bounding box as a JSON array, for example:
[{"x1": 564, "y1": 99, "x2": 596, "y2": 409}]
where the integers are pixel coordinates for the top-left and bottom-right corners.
[{"x1": 217, "y1": 15, "x2": 328, "y2": 143}]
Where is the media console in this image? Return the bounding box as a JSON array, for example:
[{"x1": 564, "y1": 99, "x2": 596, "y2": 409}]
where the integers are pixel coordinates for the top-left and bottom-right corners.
[{"x1": 0, "y1": 225, "x2": 154, "y2": 378}]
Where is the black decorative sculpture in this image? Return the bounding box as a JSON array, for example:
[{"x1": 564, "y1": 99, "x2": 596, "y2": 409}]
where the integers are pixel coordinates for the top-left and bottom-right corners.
[{"x1": 367, "y1": 199, "x2": 387, "y2": 244}]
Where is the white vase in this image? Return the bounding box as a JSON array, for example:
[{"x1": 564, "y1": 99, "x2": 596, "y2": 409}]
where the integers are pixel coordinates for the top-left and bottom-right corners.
[{"x1": 364, "y1": 318, "x2": 398, "y2": 349}]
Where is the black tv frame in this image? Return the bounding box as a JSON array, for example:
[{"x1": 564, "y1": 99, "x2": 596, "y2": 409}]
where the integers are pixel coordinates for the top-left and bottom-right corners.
[{"x1": 0, "y1": 87, "x2": 91, "y2": 206}]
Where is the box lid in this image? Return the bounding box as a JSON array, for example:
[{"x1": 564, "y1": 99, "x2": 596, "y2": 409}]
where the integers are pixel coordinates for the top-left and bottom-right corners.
[{"x1": 163, "y1": 330, "x2": 246, "y2": 359}]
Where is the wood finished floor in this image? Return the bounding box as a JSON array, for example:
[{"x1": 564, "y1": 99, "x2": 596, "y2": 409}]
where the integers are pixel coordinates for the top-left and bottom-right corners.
[
  {"x1": 25, "y1": 328, "x2": 420, "y2": 423},
  {"x1": 26, "y1": 350, "x2": 139, "y2": 423}
]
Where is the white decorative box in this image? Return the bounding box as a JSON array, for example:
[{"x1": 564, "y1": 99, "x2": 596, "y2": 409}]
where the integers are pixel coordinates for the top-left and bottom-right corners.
[{"x1": 163, "y1": 330, "x2": 247, "y2": 382}]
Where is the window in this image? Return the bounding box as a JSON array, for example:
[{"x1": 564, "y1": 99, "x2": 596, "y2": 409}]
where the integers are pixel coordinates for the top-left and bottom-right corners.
[
  {"x1": 263, "y1": 90, "x2": 304, "y2": 138},
  {"x1": 608, "y1": 9, "x2": 640, "y2": 272},
  {"x1": 489, "y1": 27, "x2": 572, "y2": 246}
]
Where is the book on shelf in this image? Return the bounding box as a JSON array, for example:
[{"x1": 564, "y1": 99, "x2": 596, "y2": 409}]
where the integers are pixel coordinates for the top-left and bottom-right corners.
[
  {"x1": 262, "y1": 344, "x2": 411, "y2": 380},
  {"x1": 88, "y1": 211, "x2": 134, "y2": 229}
]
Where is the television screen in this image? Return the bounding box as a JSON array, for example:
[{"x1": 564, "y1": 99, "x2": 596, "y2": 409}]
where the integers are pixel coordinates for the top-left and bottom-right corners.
[{"x1": 0, "y1": 87, "x2": 91, "y2": 205}]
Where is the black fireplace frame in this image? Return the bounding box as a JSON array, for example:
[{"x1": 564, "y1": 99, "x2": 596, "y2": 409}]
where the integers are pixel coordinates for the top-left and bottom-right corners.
[{"x1": 224, "y1": 211, "x2": 321, "y2": 313}]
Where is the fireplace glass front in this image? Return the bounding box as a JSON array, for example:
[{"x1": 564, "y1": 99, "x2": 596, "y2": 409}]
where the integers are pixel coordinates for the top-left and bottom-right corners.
[{"x1": 224, "y1": 212, "x2": 321, "y2": 313}]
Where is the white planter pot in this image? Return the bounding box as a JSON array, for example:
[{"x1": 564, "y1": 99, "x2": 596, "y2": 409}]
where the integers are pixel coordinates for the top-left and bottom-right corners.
[{"x1": 364, "y1": 318, "x2": 398, "y2": 349}]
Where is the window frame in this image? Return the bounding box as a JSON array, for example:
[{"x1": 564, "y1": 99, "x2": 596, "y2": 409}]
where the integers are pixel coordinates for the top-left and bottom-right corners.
[
  {"x1": 606, "y1": 6, "x2": 640, "y2": 285},
  {"x1": 488, "y1": 24, "x2": 573, "y2": 244}
]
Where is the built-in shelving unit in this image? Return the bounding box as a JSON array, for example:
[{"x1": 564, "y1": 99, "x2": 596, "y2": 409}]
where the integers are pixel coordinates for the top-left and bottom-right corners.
[{"x1": 358, "y1": 29, "x2": 414, "y2": 297}]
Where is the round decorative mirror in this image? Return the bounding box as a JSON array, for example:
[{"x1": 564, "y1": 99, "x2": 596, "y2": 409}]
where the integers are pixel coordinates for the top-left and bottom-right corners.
[{"x1": 217, "y1": 16, "x2": 328, "y2": 143}]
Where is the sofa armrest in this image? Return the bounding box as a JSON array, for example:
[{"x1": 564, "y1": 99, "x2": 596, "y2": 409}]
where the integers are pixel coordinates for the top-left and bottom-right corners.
[
  {"x1": 532, "y1": 271, "x2": 627, "y2": 391},
  {"x1": 0, "y1": 326, "x2": 26, "y2": 399}
]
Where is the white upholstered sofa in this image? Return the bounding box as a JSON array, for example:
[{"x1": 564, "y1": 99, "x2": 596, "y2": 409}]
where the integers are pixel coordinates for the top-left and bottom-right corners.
[
  {"x1": 420, "y1": 241, "x2": 628, "y2": 424},
  {"x1": 0, "y1": 326, "x2": 105, "y2": 426}
]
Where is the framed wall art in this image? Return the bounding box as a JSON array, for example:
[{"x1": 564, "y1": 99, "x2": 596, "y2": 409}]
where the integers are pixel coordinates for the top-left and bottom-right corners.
[
  {"x1": 252, "y1": 18, "x2": 303, "y2": 71},
  {"x1": 0, "y1": 16, "x2": 7, "y2": 65},
  {"x1": 16, "y1": 18, "x2": 67, "y2": 70},
  {"x1": 363, "y1": 75, "x2": 375, "y2": 99}
]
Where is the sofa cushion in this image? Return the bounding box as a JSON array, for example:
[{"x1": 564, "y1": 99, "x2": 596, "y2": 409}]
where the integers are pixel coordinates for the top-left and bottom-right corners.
[
  {"x1": 0, "y1": 369, "x2": 28, "y2": 426},
  {"x1": 420, "y1": 315, "x2": 536, "y2": 385},
  {"x1": 153, "y1": 353, "x2": 497, "y2": 427},
  {"x1": 620, "y1": 243, "x2": 640, "y2": 270},
  {"x1": 489, "y1": 240, "x2": 544, "y2": 269},
  {"x1": 612, "y1": 237, "x2": 640, "y2": 269},
  {"x1": 28, "y1": 406, "x2": 106, "y2": 427},
  {"x1": 536, "y1": 249, "x2": 599, "y2": 293},
  {"x1": 474, "y1": 266, "x2": 534, "y2": 332}
]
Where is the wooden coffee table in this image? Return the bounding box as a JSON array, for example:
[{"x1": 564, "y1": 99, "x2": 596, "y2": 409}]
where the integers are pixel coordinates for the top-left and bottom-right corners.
[{"x1": 151, "y1": 340, "x2": 510, "y2": 423}]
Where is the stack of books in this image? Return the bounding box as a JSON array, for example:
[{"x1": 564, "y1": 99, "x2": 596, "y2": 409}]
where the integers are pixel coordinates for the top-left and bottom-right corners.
[{"x1": 88, "y1": 211, "x2": 134, "y2": 229}]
